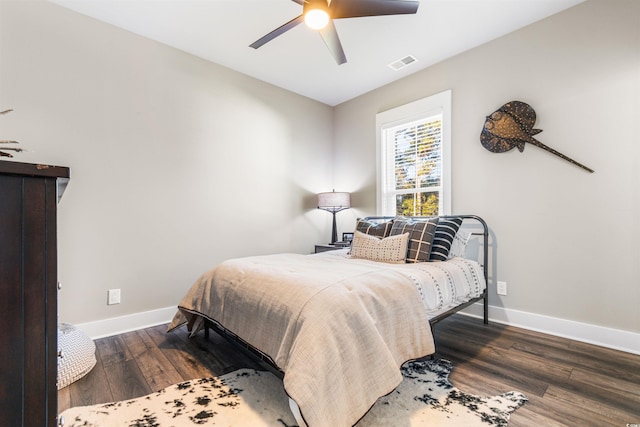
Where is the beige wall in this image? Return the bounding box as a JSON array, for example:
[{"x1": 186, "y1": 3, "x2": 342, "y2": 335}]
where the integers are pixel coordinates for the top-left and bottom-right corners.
[
  {"x1": 0, "y1": 1, "x2": 335, "y2": 325},
  {"x1": 1, "y1": 0, "x2": 638, "y2": 342},
  {"x1": 334, "y1": 0, "x2": 640, "y2": 334}
]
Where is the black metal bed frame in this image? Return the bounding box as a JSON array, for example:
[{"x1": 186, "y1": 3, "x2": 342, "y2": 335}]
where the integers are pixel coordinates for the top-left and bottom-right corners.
[
  {"x1": 201, "y1": 214, "x2": 490, "y2": 377},
  {"x1": 362, "y1": 215, "x2": 489, "y2": 326}
]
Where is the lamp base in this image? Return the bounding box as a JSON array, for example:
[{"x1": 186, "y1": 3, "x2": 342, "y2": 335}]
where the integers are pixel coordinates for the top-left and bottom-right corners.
[{"x1": 331, "y1": 211, "x2": 338, "y2": 244}]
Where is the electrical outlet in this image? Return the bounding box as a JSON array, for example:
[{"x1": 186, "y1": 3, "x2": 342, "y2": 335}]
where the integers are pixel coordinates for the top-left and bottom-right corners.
[
  {"x1": 497, "y1": 281, "x2": 507, "y2": 296},
  {"x1": 108, "y1": 289, "x2": 121, "y2": 305}
]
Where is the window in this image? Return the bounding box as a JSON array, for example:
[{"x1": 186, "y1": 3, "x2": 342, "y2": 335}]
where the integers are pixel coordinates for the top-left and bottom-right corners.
[{"x1": 376, "y1": 90, "x2": 451, "y2": 216}]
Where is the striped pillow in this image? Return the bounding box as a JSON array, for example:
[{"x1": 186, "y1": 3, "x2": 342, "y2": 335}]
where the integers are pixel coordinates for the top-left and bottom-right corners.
[
  {"x1": 429, "y1": 216, "x2": 464, "y2": 261},
  {"x1": 355, "y1": 219, "x2": 393, "y2": 238},
  {"x1": 389, "y1": 216, "x2": 439, "y2": 263},
  {"x1": 349, "y1": 231, "x2": 409, "y2": 264}
]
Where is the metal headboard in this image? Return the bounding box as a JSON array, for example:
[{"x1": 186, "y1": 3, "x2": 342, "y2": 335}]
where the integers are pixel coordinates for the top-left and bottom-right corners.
[{"x1": 362, "y1": 215, "x2": 489, "y2": 324}]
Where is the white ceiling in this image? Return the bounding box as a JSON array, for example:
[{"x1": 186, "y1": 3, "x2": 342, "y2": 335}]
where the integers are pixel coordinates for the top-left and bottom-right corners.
[{"x1": 49, "y1": 0, "x2": 584, "y2": 106}]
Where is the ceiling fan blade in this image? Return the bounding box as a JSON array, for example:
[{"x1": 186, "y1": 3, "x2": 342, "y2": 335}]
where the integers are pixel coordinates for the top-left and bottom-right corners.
[
  {"x1": 319, "y1": 20, "x2": 347, "y2": 65},
  {"x1": 330, "y1": 0, "x2": 419, "y2": 19},
  {"x1": 249, "y1": 14, "x2": 305, "y2": 49},
  {"x1": 290, "y1": 0, "x2": 304, "y2": 4}
]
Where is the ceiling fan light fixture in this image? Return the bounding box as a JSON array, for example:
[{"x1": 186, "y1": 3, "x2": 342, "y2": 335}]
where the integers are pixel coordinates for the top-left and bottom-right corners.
[
  {"x1": 305, "y1": 8, "x2": 330, "y2": 30},
  {"x1": 250, "y1": 0, "x2": 420, "y2": 65}
]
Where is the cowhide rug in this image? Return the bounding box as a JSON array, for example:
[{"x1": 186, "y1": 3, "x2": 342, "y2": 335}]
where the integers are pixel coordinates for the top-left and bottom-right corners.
[{"x1": 60, "y1": 359, "x2": 527, "y2": 427}]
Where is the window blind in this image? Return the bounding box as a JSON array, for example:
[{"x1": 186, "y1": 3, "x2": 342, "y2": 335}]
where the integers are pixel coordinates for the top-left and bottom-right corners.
[{"x1": 382, "y1": 113, "x2": 443, "y2": 216}]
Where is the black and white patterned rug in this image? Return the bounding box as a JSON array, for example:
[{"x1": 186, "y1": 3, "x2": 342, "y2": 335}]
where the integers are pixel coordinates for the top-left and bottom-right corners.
[{"x1": 60, "y1": 359, "x2": 527, "y2": 426}]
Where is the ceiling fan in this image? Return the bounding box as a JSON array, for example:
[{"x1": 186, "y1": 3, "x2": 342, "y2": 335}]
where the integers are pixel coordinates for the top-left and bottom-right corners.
[{"x1": 250, "y1": 0, "x2": 420, "y2": 65}]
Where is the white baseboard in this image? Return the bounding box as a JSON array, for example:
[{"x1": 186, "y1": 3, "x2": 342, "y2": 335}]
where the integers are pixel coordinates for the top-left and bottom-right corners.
[
  {"x1": 74, "y1": 306, "x2": 177, "y2": 339},
  {"x1": 74, "y1": 303, "x2": 640, "y2": 356},
  {"x1": 461, "y1": 303, "x2": 640, "y2": 356}
]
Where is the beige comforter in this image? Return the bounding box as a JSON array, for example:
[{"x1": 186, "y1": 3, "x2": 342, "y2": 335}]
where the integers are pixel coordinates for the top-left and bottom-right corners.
[{"x1": 168, "y1": 253, "x2": 435, "y2": 427}]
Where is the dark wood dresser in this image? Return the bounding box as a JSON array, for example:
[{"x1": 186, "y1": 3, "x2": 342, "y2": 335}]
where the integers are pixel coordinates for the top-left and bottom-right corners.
[{"x1": 0, "y1": 160, "x2": 69, "y2": 427}]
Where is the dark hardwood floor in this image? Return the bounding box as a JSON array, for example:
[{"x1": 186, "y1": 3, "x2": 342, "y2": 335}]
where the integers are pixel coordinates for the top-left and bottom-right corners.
[{"x1": 59, "y1": 314, "x2": 640, "y2": 426}]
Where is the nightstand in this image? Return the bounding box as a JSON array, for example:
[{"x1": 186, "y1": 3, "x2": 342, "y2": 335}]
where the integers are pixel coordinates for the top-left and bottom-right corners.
[{"x1": 315, "y1": 244, "x2": 346, "y2": 253}]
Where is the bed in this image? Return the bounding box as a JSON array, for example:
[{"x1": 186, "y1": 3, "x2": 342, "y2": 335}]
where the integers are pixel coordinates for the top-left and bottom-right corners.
[{"x1": 168, "y1": 215, "x2": 488, "y2": 427}]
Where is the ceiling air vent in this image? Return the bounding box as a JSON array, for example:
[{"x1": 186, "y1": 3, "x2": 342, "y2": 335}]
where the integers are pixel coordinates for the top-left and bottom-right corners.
[{"x1": 388, "y1": 55, "x2": 417, "y2": 71}]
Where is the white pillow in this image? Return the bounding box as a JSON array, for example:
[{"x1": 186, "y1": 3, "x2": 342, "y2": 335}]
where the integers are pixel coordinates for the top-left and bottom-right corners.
[
  {"x1": 448, "y1": 230, "x2": 471, "y2": 259},
  {"x1": 349, "y1": 231, "x2": 409, "y2": 263}
]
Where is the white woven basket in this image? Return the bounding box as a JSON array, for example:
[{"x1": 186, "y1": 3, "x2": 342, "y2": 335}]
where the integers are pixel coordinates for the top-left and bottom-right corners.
[{"x1": 57, "y1": 323, "x2": 96, "y2": 389}]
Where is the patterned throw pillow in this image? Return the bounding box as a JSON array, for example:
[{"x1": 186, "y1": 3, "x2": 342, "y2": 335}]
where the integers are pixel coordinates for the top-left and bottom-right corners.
[
  {"x1": 349, "y1": 231, "x2": 409, "y2": 264},
  {"x1": 355, "y1": 218, "x2": 393, "y2": 238},
  {"x1": 429, "y1": 216, "x2": 464, "y2": 261},
  {"x1": 389, "y1": 216, "x2": 439, "y2": 263}
]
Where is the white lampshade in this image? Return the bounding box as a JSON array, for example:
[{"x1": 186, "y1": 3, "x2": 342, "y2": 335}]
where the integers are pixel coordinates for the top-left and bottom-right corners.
[{"x1": 317, "y1": 191, "x2": 350, "y2": 212}]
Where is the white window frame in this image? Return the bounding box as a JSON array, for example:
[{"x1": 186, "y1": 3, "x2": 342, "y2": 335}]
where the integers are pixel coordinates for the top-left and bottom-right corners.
[{"x1": 376, "y1": 90, "x2": 452, "y2": 216}]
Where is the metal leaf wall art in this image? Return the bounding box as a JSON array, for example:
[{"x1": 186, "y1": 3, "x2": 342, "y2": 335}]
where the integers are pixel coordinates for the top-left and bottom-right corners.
[
  {"x1": 480, "y1": 101, "x2": 594, "y2": 173},
  {"x1": 1, "y1": 109, "x2": 23, "y2": 157}
]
